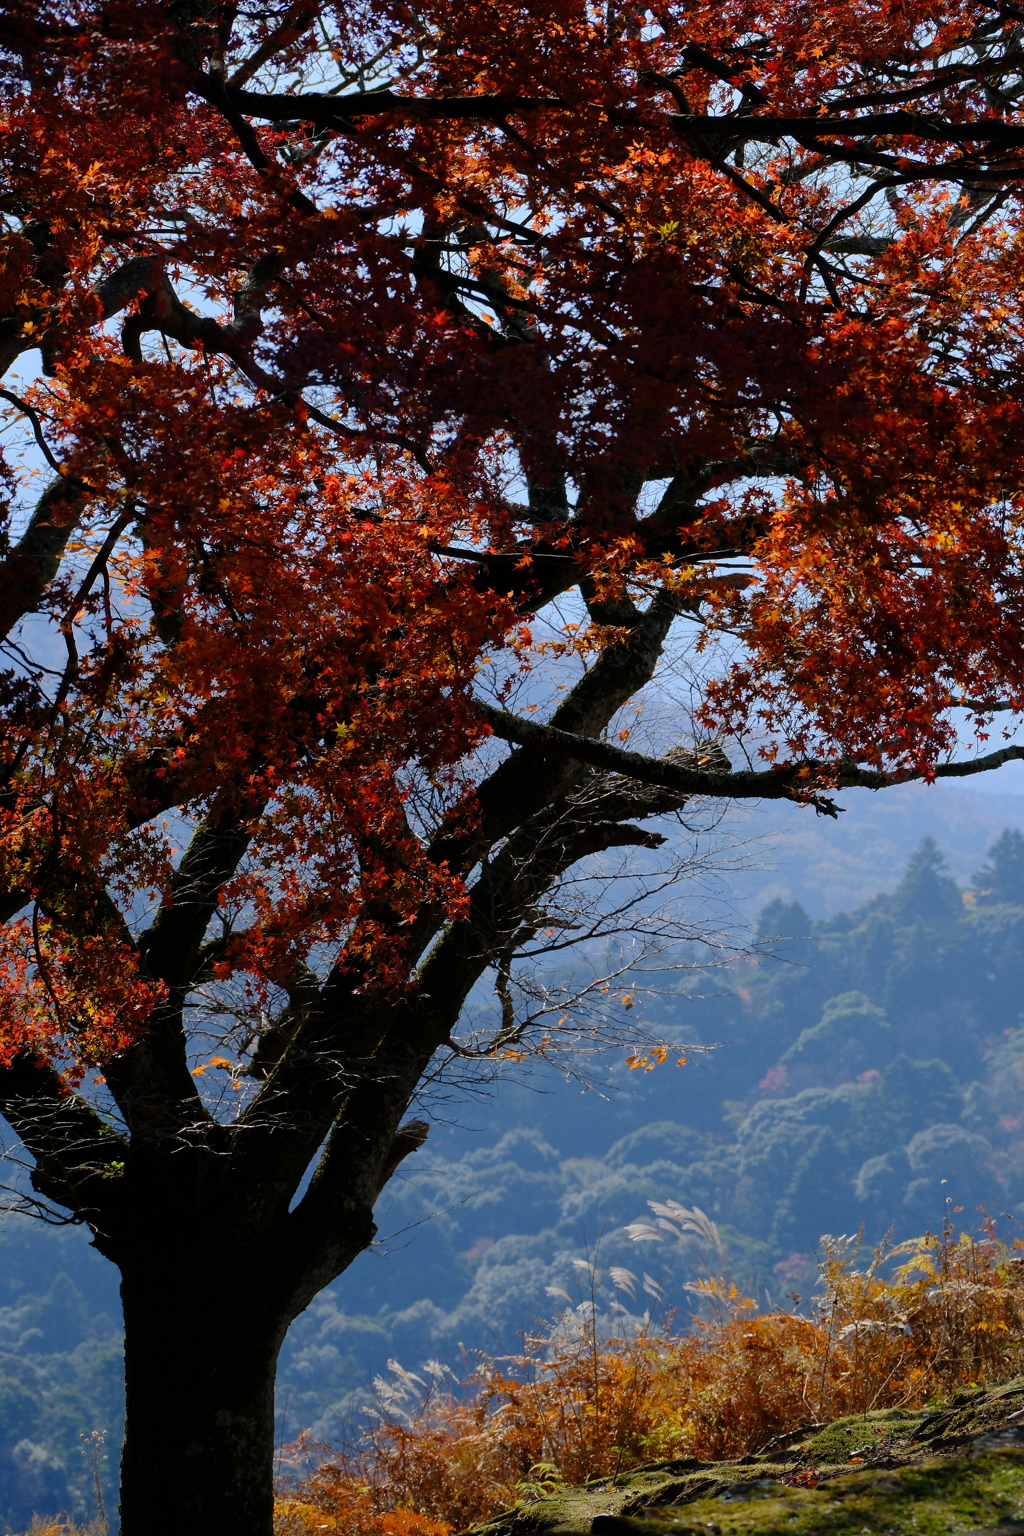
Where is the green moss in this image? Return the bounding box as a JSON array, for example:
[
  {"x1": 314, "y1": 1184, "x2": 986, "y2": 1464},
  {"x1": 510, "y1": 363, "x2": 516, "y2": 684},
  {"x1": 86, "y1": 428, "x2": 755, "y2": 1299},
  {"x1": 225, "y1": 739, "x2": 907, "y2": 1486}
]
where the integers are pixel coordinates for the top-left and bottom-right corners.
[
  {"x1": 794, "y1": 1409, "x2": 924, "y2": 1467},
  {"x1": 598, "y1": 1449, "x2": 1024, "y2": 1536}
]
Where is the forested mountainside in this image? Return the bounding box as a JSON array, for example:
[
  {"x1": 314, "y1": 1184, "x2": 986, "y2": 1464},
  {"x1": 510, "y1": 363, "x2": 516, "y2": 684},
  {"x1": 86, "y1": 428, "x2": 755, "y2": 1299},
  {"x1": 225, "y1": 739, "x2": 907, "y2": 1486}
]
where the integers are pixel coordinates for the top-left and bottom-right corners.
[
  {"x1": 5, "y1": 828, "x2": 1024, "y2": 1529},
  {"x1": 0, "y1": 1222, "x2": 122, "y2": 1527}
]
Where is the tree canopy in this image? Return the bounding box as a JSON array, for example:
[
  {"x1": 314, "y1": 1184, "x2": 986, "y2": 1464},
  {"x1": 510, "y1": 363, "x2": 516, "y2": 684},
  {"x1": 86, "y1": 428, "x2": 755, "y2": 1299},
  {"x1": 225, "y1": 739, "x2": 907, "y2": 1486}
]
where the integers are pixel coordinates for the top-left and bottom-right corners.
[{"x1": 6, "y1": 1, "x2": 1024, "y2": 1531}]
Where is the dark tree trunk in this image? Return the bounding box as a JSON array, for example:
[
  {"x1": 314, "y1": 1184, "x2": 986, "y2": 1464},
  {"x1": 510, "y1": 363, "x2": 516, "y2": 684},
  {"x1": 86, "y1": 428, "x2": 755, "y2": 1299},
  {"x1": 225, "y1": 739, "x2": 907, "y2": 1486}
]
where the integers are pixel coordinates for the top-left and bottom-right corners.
[{"x1": 118, "y1": 1261, "x2": 286, "y2": 1536}]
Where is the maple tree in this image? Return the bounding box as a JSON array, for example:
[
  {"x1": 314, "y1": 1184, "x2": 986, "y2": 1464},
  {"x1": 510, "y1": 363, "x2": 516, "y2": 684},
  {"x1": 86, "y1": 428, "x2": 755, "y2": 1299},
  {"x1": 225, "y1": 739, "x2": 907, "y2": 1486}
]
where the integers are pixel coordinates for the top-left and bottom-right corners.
[{"x1": 5, "y1": 0, "x2": 1024, "y2": 1530}]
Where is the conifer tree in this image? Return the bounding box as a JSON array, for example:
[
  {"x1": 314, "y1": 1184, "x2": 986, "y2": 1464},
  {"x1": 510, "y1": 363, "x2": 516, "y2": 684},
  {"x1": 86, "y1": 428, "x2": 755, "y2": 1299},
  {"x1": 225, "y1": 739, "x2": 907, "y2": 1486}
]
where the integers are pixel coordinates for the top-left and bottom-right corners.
[{"x1": 973, "y1": 829, "x2": 1024, "y2": 905}]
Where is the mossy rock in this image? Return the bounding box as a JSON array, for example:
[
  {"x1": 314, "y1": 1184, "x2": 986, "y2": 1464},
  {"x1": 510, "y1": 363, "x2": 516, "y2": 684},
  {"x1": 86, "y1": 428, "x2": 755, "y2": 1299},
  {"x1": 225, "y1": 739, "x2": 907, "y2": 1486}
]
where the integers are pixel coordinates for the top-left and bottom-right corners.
[
  {"x1": 592, "y1": 1451, "x2": 1024, "y2": 1536},
  {"x1": 463, "y1": 1379, "x2": 1024, "y2": 1536}
]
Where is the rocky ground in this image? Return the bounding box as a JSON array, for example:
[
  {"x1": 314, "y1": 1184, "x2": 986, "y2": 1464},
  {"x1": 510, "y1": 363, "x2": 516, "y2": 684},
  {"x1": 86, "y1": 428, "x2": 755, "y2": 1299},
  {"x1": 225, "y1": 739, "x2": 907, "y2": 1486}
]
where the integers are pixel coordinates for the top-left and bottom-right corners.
[{"x1": 467, "y1": 1379, "x2": 1024, "y2": 1536}]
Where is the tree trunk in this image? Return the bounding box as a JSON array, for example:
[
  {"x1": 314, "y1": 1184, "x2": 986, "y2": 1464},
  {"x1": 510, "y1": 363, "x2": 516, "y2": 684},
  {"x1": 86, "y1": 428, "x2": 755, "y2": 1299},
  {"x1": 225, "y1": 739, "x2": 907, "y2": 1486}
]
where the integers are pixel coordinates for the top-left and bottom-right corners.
[{"x1": 118, "y1": 1263, "x2": 285, "y2": 1536}]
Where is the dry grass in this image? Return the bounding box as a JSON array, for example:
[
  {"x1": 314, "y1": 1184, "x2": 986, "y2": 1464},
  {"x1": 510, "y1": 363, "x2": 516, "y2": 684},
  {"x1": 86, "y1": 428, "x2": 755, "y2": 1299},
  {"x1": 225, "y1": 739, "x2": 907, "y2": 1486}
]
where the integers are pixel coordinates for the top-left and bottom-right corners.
[
  {"x1": 275, "y1": 1222, "x2": 1024, "y2": 1536},
  {"x1": 273, "y1": 1487, "x2": 449, "y2": 1536},
  {"x1": 16, "y1": 1521, "x2": 107, "y2": 1536}
]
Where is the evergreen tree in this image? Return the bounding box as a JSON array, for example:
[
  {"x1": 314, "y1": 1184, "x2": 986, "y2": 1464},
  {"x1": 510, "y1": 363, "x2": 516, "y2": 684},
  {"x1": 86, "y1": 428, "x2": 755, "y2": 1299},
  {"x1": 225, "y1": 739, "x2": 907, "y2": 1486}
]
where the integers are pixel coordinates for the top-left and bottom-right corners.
[
  {"x1": 972, "y1": 829, "x2": 1024, "y2": 905},
  {"x1": 892, "y1": 838, "x2": 963, "y2": 924},
  {"x1": 756, "y1": 899, "x2": 813, "y2": 943}
]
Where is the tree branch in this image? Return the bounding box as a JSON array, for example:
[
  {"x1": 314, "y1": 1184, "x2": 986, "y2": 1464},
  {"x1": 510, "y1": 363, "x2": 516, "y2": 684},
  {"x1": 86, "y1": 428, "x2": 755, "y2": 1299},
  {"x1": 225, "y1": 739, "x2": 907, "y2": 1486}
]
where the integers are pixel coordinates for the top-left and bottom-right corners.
[
  {"x1": 0, "y1": 1052, "x2": 128, "y2": 1240},
  {"x1": 227, "y1": 1, "x2": 320, "y2": 89},
  {"x1": 0, "y1": 475, "x2": 86, "y2": 642},
  {"x1": 95, "y1": 255, "x2": 281, "y2": 386},
  {"x1": 667, "y1": 109, "x2": 1024, "y2": 150},
  {"x1": 226, "y1": 82, "x2": 1024, "y2": 164},
  {"x1": 476, "y1": 703, "x2": 1024, "y2": 807},
  {"x1": 102, "y1": 803, "x2": 258, "y2": 1136},
  {"x1": 424, "y1": 588, "x2": 687, "y2": 889},
  {"x1": 226, "y1": 84, "x2": 559, "y2": 128}
]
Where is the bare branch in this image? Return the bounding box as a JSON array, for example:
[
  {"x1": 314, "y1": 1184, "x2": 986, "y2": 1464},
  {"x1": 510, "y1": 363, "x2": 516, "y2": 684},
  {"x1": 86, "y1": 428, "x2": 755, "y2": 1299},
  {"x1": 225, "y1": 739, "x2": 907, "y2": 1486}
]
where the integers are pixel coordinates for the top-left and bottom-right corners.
[{"x1": 227, "y1": 2, "x2": 320, "y2": 89}]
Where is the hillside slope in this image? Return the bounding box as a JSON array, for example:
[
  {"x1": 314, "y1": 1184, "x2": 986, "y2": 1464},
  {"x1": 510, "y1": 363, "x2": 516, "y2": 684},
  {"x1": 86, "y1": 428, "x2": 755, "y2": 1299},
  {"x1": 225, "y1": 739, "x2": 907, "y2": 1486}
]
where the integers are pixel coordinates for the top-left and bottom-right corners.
[{"x1": 467, "y1": 1382, "x2": 1024, "y2": 1536}]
